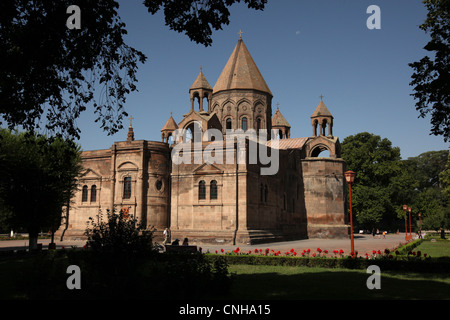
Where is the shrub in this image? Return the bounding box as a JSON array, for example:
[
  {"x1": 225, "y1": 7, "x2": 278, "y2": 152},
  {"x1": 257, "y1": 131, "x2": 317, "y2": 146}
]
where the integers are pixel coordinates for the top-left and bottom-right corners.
[{"x1": 84, "y1": 208, "x2": 157, "y2": 255}]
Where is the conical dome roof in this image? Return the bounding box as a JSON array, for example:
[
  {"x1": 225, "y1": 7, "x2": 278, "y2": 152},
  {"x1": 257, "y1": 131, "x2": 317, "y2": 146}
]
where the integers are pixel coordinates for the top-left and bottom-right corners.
[
  {"x1": 272, "y1": 106, "x2": 290, "y2": 128},
  {"x1": 190, "y1": 70, "x2": 212, "y2": 91},
  {"x1": 213, "y1": 39, "x2": 272, "y2": 96},
  {"x1": 161, "y1": 114, "x2": 178, "y2": 132},
  {"x1": 311, "y1": 100, "x2": 333, "y2": 118}
]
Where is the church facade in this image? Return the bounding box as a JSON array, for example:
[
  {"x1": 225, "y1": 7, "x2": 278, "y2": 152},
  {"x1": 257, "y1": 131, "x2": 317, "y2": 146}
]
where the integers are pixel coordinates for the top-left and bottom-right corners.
[{"x1": 58, "y1": 38, "x2": 348, "y2": 244}]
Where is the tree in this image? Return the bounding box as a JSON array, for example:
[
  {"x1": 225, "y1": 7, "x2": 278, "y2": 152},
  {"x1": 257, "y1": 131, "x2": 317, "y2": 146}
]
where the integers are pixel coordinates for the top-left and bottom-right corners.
[
  {"x1": 0, "y1": 130, "x2": 82, "y2": 250},
  {"x1": 408, "y1": 150, "x2": 449, "y2": 190},
  {"x1": 1, "y1": 0, "x2": 268, "y2": 139},
  {"x1": 408, "y1": 150, "x2": 450, "y2": 230},
  {"x1": 143, "y1": 0, "x2": 268, "y2": 47},
  {"x1": 409, "y1": 0, "x2": 450, "y2": 142},
  {"x1": 0, "y1": 0, "x2": 146, "y2": 139},
  {"x1": 341, "y1": 132, "x2": 402, "y2": 230}
]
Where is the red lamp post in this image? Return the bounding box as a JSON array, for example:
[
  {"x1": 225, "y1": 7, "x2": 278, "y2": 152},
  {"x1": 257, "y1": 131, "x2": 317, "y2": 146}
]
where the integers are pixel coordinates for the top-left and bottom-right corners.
[
  {"x1": 403, "y1": 204, "x2": 408, "y2": 241},
  {"x1": 418, "y1": 212, "x2": 422, "y2": 230},
  {"x1": 345, "y1": 170, "x2": 356, "y2": 257},
  {"x1": 408, "y1": 207, "x2": 412, "y2": 239}
]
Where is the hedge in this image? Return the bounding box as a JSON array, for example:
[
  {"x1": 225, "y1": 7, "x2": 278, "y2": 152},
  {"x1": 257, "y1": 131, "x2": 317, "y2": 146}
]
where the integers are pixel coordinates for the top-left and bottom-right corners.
[{"x1": 205, "y1": 252, "x2": 450, "y2": 273}]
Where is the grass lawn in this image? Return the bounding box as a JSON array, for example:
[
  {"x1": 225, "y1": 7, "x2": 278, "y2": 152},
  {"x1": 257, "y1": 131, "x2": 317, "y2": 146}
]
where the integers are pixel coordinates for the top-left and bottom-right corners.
[
  {"x1": 414, "y1": 240, "x2": 450, "y2": 258},
  {"x1": 222, "y1": 239, "x2": 450, "y2": 300},
  {"x1": 225, "y1": 264, "x2": 450, "y2": 300},
  {"x1": 1, "y1": 239, "x2": 449, "y2": 300}
]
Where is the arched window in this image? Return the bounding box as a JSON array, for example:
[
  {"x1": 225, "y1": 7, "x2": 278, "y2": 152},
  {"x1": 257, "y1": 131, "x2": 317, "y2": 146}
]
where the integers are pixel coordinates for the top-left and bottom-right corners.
[
  {"x1": 210, "y1": 180, "x2": 217, "y2": 200},
  {"x1": 198, "y1": 180, "x2": 206, "y2": 200},
  {"x1": 256, "y1": 117, "x2": 261, "y2": 132},
  {"x1": 82, "y1": 185, "x2": 88, "y2": 202},
  {"x1": 90, "y1": 185, "x2": 97, "y2": 202},
  {"x1": 241, "y1": 117, "x2": 247, "y2": 131},
  {"x1": 123, "y1": 177, "x2": 132, "y2": 199},
  {"x1": 226, "y1": 118, "x2": 232, "y2": 130}
]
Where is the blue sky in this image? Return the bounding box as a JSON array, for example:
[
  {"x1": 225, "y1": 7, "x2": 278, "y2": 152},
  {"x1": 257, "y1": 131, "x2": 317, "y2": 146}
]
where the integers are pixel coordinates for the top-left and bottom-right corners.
[{"x1": 75, "y1": 0, "x2": 449, "y2": 159}]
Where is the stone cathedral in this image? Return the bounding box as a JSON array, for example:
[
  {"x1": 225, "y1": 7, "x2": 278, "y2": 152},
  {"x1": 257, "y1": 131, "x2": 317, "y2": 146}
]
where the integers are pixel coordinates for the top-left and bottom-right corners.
[{"x1": 57, "y1": 37, "x2": 348, "y2": 244}]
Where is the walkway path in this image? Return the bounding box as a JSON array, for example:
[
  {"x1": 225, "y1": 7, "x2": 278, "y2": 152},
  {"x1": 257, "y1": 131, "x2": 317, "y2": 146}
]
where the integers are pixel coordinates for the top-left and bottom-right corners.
[
  {"x1": 0, "y1": 232, "x2": 417, "y2": 257},
  {"x1": 197, "y1": 233, "x2": 414, "y2": 256}
]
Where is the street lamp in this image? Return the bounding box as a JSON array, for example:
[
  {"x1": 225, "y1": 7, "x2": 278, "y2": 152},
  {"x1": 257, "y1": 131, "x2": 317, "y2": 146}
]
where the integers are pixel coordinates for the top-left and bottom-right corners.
[
  {"x1": 418, "y1": 212, "x2": 422, "y2": 238},
  {"x1": 345, "y1": 170, "x2": 356, "y2": 257},
  {"x1": 403, "y1": 204, "x2": 408, "y2": 241},
  {"x1": 408, "y1": 207, "x2": 412, "y2": 239},
  {"x1": 418, "y1": 212, "x2": 421, "y2": 229}
]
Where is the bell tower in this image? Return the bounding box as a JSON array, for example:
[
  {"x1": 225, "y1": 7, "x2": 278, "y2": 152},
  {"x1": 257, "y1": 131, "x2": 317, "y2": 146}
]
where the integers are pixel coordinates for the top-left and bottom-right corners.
[
  {"x1": 271, "y1": 103, "x2": 291, "y2": 139},
  {"x1": 311, "y1": 96, "x2": 333, "y2": 138},
  {"x1": 189, "y1": 67, "x2": 213, "y2": 113}
]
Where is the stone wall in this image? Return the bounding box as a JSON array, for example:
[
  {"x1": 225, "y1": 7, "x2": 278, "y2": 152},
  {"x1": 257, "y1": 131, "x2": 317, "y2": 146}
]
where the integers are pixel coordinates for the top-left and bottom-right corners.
[{"x1": 301, "y1": 157, "x2": 347, "y2": 238}]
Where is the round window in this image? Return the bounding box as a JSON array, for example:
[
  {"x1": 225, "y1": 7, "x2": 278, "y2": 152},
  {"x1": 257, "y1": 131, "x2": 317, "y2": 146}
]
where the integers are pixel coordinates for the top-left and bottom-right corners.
[{"x1": 155, "y1": 180, "x2": 163, "y2": 191}]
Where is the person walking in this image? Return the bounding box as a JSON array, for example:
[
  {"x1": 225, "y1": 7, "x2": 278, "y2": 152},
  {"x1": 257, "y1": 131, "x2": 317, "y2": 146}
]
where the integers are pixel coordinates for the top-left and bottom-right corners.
[{"x1": 163, "y1": 228, "x2": 171, "y2": 245}]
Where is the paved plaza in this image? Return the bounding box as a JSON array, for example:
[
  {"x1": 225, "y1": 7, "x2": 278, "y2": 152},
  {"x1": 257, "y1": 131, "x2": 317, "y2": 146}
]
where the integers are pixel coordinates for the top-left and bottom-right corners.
[{"x1": 0, "y1": 232, "x2": 420, "y2": 257}]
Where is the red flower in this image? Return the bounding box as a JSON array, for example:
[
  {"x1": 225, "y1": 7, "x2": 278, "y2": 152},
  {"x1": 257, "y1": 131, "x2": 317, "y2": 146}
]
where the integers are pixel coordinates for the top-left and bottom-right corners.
[
  {"x1": 290, "y1": 248, "x2": 295, "y2": 253},
  {"x1": 317, "y1": 248, "x2": 322, "y2": 253},
  {"x1": 221, "y1": 248, "x2": 224, "y2": 253}
]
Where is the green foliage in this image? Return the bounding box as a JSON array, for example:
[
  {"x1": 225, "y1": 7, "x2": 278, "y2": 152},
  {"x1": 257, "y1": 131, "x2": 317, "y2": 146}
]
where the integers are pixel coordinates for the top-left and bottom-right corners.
[
  {"x1": 143, "y1": 0, "x2": 267, "y2": 46},
  {"x1": 342, "y1": 132, "x2": 449, "y2": 231},
  {"x1": 409, "y1": 0, "x2": 450, "y2": 142},
  {"x1": 81, "y1": 208, "x2": 232, "y2": 298},
  {"x1": 85, "y1": 208, "x2": 157, "y2": 255},
  {"x1": 0, "y1": 0, "x2": 146, "y2": 138},
  {"x1": 407, "y1": 151, "x2": 450, "y2": 230},
  {"x1": 1, "y1": 0, "x2": 268, "y2": 138},
  {"x1": 341, "y1": 132, "x2": 402, "y2": 229},
  {"x1": 0, "y1": 130, "x2": 82, "y2": 244}
]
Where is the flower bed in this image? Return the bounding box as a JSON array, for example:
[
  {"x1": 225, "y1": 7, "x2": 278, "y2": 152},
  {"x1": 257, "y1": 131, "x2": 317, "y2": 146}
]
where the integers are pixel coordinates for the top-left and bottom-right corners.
[{"x1": 205, "y1": 239, "x2": 450, "y2": 273}]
